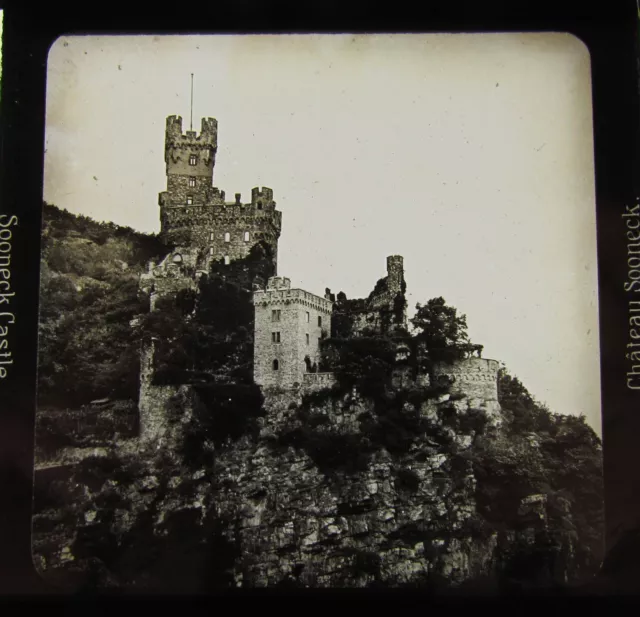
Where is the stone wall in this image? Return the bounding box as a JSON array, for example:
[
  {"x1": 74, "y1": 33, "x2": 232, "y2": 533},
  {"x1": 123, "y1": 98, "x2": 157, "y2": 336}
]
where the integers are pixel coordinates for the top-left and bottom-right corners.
[
  {"x1": 137, "y1": 339, "x2": 198, "y2": 446},
  {"x1": 338, "y1": 255, "x2": 407, "y2": 337},
  {"x1": 253, "y1": 280, "x2": 333, "y2": 390},
  {"x1": 431, "y1": 358, "x2": 502, "y2": 427},
  {"x1": 302, "y1": 372, "x2": 337, "y2": 392},
  {"x1": 158, "y1": 201, "x2": 281, "y2": 270}
]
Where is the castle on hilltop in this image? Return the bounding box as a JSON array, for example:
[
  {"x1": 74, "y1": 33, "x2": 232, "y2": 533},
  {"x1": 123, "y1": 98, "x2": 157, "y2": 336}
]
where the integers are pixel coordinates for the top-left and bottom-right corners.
[
  {"x1": 137, "y1": 114, "x2": 502, "y2": 445},
  {"x1": 139, "y1": 115, "x2": 281, "y2": 307}
]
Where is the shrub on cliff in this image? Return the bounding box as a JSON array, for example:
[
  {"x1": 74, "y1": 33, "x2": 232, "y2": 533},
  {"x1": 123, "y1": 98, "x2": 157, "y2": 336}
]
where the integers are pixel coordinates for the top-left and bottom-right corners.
[
  {"x1": 174, "y1": 383, "x2": 265, "y2": 470},
  {"x1": 465, "y1": 368, "x2": 604, "y2": 586},
  {"x1": 410, "y1": 297, "x2": 483, "y2": 364},
  {"x1": 141, "y1": 245, "x2": 271, "y2": 387},
  {"x1": 326, "y1": 335, "x2": 397, "y2": 397}
]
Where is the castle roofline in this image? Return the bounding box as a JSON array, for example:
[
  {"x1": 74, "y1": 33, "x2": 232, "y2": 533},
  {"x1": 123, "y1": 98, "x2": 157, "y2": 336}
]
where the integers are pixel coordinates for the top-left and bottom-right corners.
[{"x1": 253, "y1": 283, "x2": 334, "y2": 310}]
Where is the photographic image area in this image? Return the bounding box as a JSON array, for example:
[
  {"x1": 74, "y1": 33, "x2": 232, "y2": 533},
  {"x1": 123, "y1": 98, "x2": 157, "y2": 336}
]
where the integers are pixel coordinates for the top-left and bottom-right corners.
[{"x1": 32, "y1": 33, "x2": 603, "y2": 592}]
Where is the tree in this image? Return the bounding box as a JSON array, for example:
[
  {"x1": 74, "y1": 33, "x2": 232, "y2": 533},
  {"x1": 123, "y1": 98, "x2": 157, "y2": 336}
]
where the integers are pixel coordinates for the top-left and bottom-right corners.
[{"x1": 410, "y1": 297, "x2": 482, "y2": 363}]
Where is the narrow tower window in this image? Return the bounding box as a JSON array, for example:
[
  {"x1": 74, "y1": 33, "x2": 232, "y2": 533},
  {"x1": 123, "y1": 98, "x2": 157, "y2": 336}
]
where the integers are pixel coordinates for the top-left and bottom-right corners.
[
  {"x1": 209, "y1": 232, "x2": 214, "y2": 241},
  {"x1": 224, "y1": 256, "x2": 230, "y2": 265},
  {"x1": 189, "y1": 154, "x2": 197, "y2": 166},
  {"x1": 306, "y1": 334, "x2": 310, "y2": 345},
  {"x1": 189, "y1": 177, "x2": 196, "y2": 188},
  {"x1": 273, "y1": 359, "x2": 279, "y2": 371},
  {"x1": 244, "y1": 231, "x2": 250, "y2": 242},
  {"x1": 318, "y1": 316, "x2": 322, "y2": 327},
  {"x1": 224, "y1": 232, "x2": 230, "y2": 243},
  {"x1": 272, "y1": 332, "x2": 281, "y2": 343},
  {"x1": 210, "y1": 248, "x2": 214, "y2": 256},
  {"x1": 186, "y1": 196, "x2": 193, "y2": 205},
  {"x1": 257, "y1": 201, "x2": 263, "y2": 210},
  {"x1": 306, "y1": 312, "x2": 310, "y2": 323}
]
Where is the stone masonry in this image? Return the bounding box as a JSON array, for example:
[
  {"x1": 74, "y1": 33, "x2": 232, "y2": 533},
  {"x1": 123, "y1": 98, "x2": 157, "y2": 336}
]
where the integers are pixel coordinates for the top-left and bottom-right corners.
[
  {"x1": 158, "y1": 115, "x2": 281, "y2": 272},
  {"x1": 253, "y1": 276, "x2": 333, "y2": 391},
  {"x1": 136, "y1": 113, "x2": 284, "y2": 442},
  {"x1": 341, "y1": 255, "x2": 408, "y2": 337},
  {"x1": 137, "y1": 110, "x2": 503, "y2": 442}
]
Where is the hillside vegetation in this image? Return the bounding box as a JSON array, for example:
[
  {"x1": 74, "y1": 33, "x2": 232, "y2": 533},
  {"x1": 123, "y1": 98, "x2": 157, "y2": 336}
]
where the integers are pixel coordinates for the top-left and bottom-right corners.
[{"x1": 33, "y1": 204, "x2": 604, "y2": 592}]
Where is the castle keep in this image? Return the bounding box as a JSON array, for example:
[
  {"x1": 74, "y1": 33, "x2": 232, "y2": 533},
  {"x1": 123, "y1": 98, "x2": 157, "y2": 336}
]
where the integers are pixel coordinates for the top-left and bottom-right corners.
[{"x1": 140, "y1": 115, "x2": 281, "y2": 306}]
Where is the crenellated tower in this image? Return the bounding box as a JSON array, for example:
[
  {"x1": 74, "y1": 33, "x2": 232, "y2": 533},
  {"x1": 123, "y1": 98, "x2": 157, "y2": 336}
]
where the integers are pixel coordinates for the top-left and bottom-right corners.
[
  {"x1": 157, "y1": 115, "x2": 281, "y2": 273},
  {"x1": 162, "y1": 115, "x2": 219, "y2": 205}
]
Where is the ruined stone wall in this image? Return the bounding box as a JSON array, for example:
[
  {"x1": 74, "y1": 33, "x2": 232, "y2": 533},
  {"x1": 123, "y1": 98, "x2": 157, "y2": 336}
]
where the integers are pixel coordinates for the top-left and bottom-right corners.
[
  {"x1": 137, "y1": 339, "x2": 197, "y2": 446},
  {"x1": 253, "y1": 283, "x2": 333, "y2": 390},
  {"x1": 340, "y1": 255, "x2": 407, "y2": 337}
]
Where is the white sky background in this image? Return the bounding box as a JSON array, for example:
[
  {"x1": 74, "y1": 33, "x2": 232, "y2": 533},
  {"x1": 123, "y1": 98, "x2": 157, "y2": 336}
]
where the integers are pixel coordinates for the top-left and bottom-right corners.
[{"x1": 43, "y1": 33, "x2": 602, "y2": 434}]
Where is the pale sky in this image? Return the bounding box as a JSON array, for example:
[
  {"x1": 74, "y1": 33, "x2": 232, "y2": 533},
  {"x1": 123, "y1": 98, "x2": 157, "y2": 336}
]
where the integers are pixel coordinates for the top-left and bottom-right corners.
[{"x1": 43, "y1": 33, "x2": 602, "y2": 434}]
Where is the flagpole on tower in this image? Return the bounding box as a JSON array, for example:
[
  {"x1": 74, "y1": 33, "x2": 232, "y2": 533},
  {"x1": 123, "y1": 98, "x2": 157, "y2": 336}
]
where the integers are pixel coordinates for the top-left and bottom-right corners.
[{"x1": 190, "y1": 73, "x2": 194, "y2": 131}]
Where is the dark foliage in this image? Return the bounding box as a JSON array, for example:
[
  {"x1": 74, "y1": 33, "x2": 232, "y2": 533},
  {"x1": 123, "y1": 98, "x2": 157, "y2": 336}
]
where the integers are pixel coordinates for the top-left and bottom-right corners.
[
  {"x1": 276, "y1": 426, "x2": 374, "y2": 476},
  {"x1": 462, "y1": 367, "x2": 605, "y2": 585},
  {"x1": 410, "y1": 297, "x2": 483, "y2": 364},
  {"x1": 141, "y1": 243, "x2": 271, "y2": 387},
  {"x1": 325, "y1": 335, "x2": 397, "y2": 397},
  {"x1": 177, "y1": 383, "x2": 266, "y2": 470},
  {"x1": 37, "y1": 203, "x2": 166, "y2": 408}
]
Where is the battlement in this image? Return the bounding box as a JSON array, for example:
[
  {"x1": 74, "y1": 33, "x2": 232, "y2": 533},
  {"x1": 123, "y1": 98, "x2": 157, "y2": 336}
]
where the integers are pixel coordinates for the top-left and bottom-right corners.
[
  {"x1": 253, "y1": 286, "x2": 334, "y2": 314},
  {"x1": 165, "y1": 115, "x2": 218, "y2": 146},
  {"x1": 252, "y1": 187, "x2": 274, "y2": 208},
  {"x1": 267, "y1": 276, "x2": 291, "y2": 291}
]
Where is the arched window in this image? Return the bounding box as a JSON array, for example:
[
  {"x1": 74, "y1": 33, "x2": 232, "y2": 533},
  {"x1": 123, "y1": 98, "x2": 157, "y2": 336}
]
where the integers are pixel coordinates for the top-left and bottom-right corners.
[
  {"x1": 244, "y1": 231, "x2": 250, "y2": 242},
  {"x1": 172, "y1": 254, "x2": 183, "y2": 264},
  {"x1": 224, "y1": 232, "x2": 230, "y2": 243},
  {"x1": 257, "y1": 201, "x2": 263, "y2": 210},
  {"x1": 273, "y1": 359, "x2": 279, "y2": 371}
]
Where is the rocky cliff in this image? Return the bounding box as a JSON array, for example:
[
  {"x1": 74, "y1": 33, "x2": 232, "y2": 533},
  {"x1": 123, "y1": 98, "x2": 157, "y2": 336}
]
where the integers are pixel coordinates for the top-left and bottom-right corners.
[
  {"x1": 33, "y1": 369, "x2": 601, "y2": 592},
  {"x1": 32, "y1": 204, "x2": 604, "y2": 593}
]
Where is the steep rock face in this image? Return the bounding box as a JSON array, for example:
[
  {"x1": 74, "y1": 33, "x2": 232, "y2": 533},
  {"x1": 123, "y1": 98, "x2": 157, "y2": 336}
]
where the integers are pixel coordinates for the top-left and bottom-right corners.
[
  {"x1": 33, "y1": 380, "x2": 598, "y2": 592},
  {"x1": 212, "y1": 387, "x2": 497, "y2": 588}
]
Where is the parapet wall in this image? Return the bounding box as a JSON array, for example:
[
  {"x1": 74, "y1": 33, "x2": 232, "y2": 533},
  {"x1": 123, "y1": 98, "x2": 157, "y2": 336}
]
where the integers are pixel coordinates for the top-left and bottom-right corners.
[
  {"x1": 431, "y1": 358, "x2": 500, "y2": 402},
  {"x1": 253, "y1": 287, "x2": 334, "y2": 314}
]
